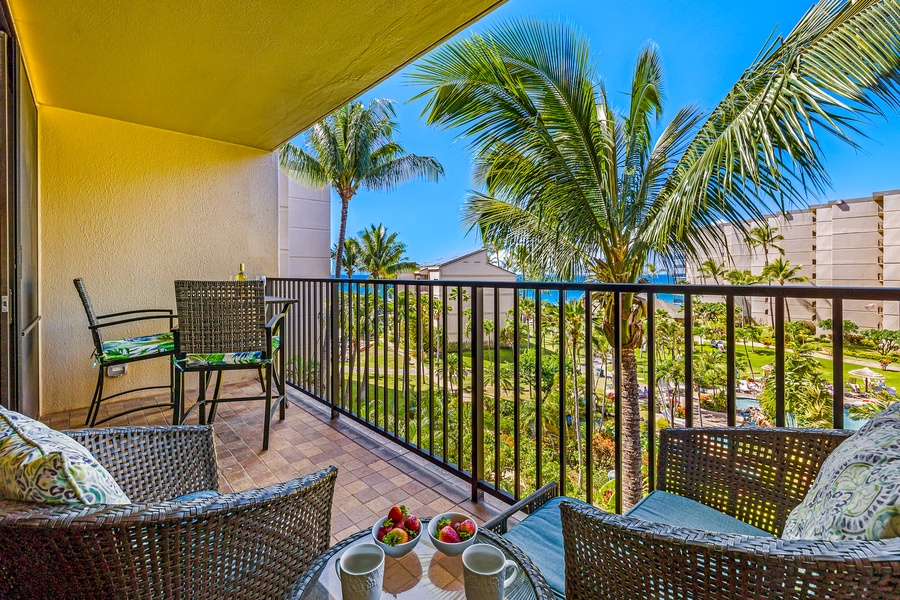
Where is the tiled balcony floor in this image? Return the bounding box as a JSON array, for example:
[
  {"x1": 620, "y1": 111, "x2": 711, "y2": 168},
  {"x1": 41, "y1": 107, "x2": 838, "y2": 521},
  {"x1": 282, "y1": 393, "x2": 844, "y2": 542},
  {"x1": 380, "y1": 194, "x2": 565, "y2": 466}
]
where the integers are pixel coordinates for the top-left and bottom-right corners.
[{"x1": 41, "y1": 381, "x2": 507, "y2": 545}]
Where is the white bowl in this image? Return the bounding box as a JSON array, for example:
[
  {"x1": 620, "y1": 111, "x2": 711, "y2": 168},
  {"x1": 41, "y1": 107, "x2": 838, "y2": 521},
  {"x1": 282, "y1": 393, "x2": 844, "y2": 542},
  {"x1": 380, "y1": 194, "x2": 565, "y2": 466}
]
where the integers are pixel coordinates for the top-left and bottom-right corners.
[
  {"x1": 427, "y1": 512, "x2": 478, "y2": 556},
  {"x1": 371, "y1": 517, "x2": 421, "y2": 558}
]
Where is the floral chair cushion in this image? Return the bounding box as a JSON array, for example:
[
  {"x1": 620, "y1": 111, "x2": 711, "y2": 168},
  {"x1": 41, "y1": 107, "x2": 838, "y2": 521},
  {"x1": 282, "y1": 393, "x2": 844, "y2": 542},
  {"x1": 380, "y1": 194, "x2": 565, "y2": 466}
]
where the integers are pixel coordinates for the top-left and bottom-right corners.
[
  {"x1": 174, "y1": 335, "x2": 280, "y2": 370},
  {"x1": 783, "y1": 401, "x2": 900, "y2": 541},
  {"x1": 99, "y1": 332, "x2": 174, "y2": 364},
  {"x1": 0, "y1": 407, "x2": 130, "y2": 505}
]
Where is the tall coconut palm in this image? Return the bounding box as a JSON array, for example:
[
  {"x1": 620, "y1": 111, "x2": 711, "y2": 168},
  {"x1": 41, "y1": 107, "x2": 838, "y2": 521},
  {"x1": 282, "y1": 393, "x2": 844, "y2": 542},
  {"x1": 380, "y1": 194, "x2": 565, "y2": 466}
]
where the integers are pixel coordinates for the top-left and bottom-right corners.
[
  {"x1": 411, "y1": 1, "x2": 900, "y2": 509},
  {"x1": 280, "y1": 99, "x2": 443, "y2": 278},
  {"x1": 746, "y1": 223, "x2": 785, "y2": 268},
  {"x1": 357, "y1": 224, "x2": 418, "y2": 279},
  {"x1": 699, "y1": 259, "x2": 726, "y2": 285},
  {"x1": 762, "y1": 257, "x2": 809, "y2": 321},
  {"x1": 331, "y1": 238, "x2": 362, "y2": 278}
]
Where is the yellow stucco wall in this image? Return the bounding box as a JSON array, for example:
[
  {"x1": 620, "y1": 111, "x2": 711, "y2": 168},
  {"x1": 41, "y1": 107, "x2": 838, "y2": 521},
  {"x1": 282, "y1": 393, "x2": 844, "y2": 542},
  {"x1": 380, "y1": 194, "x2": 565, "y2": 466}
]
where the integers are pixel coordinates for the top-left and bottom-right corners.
[{"x1": 40, "y1": 107, "x2": 279, "y2": 416}]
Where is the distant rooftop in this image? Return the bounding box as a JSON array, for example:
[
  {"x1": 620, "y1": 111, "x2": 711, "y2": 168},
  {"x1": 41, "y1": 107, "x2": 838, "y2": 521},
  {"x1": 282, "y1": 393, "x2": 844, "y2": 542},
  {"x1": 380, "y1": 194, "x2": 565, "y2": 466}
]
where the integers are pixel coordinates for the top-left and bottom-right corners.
[{"x1": 420, "y1": 249, "x2": 487, "y2": 268}]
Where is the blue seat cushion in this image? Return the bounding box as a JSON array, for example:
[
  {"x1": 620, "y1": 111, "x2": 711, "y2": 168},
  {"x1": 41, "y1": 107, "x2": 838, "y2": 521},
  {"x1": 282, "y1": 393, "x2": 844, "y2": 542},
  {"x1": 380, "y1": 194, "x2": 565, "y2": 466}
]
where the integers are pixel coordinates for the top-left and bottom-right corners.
[
  {"x1": 170, "y1": 490, "x2": 221, "y2": 502},
  {"x1": 626, "y1": 490, "x2": 773, "y2": 537},
  {"x1": 504, "y1": 496, "x2": 591, "y2": 599},
  {"x1": 504, "y1": 492, "x2": 771, "y2": 599}
]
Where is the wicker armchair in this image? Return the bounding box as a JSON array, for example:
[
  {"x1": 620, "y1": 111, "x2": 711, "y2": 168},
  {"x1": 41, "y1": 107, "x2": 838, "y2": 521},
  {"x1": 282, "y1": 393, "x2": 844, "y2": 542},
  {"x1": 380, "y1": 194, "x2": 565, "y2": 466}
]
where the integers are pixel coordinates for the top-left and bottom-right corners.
[
  {"x1": 561, "y1": 427, "x2": 900, "y2": 600},
  {"x1": 0, "y1": 425, "x2": 338, "y2": 600}
]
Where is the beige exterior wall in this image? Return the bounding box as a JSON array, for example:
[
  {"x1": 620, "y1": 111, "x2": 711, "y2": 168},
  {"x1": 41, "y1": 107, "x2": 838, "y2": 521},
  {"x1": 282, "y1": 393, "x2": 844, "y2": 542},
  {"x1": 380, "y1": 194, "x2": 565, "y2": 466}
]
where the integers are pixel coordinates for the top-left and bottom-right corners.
[
  {"x1": 417, "y1": 250, "x2": 517, "y2": 340},
  {"x1": 687, "y1": 190, "x2": 899, "y2": 331},
  {"x1": 40, "y1": 107, "x2": 279, "y2": 416},
  {"x1": 278, "y1": 173, "x2": 331, "y2": 277}
]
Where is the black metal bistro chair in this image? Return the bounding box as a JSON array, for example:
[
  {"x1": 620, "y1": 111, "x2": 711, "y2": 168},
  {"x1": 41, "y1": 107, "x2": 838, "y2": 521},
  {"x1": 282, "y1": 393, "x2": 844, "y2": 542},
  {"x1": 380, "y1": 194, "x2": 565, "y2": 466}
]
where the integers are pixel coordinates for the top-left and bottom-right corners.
[
  {"x1": 74, "y1": 278, "x2": 175, "y2": 426},
  {"x1": 172, "y1": 280, "x2": 286, "y2": 450}
]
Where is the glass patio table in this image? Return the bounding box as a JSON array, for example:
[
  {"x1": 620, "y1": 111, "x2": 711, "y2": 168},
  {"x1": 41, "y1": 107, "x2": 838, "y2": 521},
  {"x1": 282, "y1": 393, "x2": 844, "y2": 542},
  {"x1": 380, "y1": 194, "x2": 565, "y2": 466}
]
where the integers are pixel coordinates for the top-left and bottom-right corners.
[{"x1": 288, "y1": 517, "x2": 554, "y2": 599}]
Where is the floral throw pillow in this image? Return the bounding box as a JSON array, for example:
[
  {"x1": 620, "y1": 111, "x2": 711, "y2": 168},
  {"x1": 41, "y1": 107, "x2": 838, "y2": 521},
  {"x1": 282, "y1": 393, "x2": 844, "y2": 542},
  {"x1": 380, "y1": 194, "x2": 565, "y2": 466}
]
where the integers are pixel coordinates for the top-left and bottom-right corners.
[
  {"x1": 0, "y1": 407, "x2": 129, "y2": 505},
  {"x1": 782, "y1": 402, "x2": 900, "y2": 540}
]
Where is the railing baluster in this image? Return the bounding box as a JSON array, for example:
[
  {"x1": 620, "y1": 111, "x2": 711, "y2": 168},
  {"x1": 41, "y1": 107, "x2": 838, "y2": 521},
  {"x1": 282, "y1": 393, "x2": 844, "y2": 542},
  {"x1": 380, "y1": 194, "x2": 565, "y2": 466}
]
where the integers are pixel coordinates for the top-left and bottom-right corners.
[
  {"x1": 457, "y1": 286, "x2": 463, "y2": 470},
  {"x1": 384, "y1": 283, "x2": 390, "y2": 432},
  {"x1": 726, "y1": 294, "x2": 736, "y2": 428},
  {"x1": 535, "y1": 289, "x2": 543, "y2": 489},
  {"x1": 833, "y1": 298, "x2": 844, "y2": 429},
  {"x1": 613, "y1": 291, "x2": 623, "y2": 515},
  {"x1": 775, "y1": 296, "x2": 786, "y2": 427},
  {"x1": 494, "y1": 287, "x2": 501, "y2": 492},
  {"x1": 513, "y1": 290, "x2": 521, "y2": 501},
  {"x1": 683, "y1": 293, "x2": 693, "y2": 428},
  {"x1": 393, "y1": 285, "x2": 399, "y2": 438},
  {"x1": 374, "y1": 283, "x2": 379, "y2": 430},
  {"x1": 429, "y1": 287, "x2": 435, "y2": 456},
  {"x1": 585, "y1": 290, "x2": 594, "y2": 504},
  {"x1": 558, "y1": 290, "x2": 566, "y2": 498},
  {"x1": 646, "y1": 293, "x2": 656, "y2": 493},
  {"x1": 471, "y1": 286, "x2": 484, "y2": 501},
  {"x1": 443, "y1": 284, "x2": 449, "y2": 463},
  {"x1": 329, "y1": 281, "x2": 339, "y2": 418},
  {"x1": 416, "y1": 284, "x2": 423, "y2": 450},
  {"x1": 365, "y1": 284, "x2": 370, "y2": 423},
  {"x1": 404, "y1": 285, "x2": 410, "y2": 443}
]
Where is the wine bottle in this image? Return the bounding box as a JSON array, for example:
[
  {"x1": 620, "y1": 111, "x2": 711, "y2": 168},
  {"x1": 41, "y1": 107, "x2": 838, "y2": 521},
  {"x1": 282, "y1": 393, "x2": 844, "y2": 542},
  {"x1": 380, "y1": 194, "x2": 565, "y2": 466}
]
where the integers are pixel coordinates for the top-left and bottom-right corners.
[{"x1": 236, "y1": 263, "x2": 247, "y2": 281}]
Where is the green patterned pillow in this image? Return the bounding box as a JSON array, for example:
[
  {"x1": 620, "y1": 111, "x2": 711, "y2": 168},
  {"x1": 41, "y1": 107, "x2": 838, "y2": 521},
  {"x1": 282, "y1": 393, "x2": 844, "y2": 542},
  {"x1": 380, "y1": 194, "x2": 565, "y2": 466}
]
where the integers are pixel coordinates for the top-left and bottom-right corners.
[
  {"x1": 782, "y1": 402, "x2": 900, "y2": 540},
  {"x1": 0, "y1": 407, "x2": 130, "y2": 505}
]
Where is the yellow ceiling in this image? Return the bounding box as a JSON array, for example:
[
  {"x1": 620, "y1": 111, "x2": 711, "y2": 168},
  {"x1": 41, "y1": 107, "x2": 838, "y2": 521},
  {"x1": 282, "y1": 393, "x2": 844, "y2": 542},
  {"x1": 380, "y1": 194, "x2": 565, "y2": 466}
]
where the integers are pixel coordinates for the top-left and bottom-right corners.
[{"x1": 7, "y1": 0, "x2": 506, "y2": 150}]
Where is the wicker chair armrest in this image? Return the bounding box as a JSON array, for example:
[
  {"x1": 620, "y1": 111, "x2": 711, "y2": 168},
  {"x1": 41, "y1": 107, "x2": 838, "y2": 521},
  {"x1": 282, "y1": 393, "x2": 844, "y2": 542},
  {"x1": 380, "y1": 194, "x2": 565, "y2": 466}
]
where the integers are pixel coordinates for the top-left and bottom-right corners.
[
  {"x1": 64, "y1": 425, "x2": 218, "y2": 503},
  {"x1": 560, "y1": 501, "x2": 900, "y2": 600},
  {"x1": 657, "y1": 427, "x2": 852, "y2": 535},
  {"x1": 96, "y1": 308, "x2": 173, "y2": 319},
  {"x1": 88, "y1": 314, "x2": 176, "y2": 330},
  {"x1": 0, "y1": 467, "x2": 338, "y2": 600},
  {"x1": 482, "y1": 482, "x2": 558, "y2": 534}
]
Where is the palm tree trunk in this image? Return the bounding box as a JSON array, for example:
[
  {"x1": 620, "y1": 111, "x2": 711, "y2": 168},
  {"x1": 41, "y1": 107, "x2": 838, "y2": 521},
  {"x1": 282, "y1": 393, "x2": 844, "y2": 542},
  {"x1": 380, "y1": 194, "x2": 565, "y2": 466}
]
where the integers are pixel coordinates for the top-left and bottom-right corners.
[
  {"x1": 621, "y1": 347, "x2": 643, "y2": 510},
  {"x1": 334, "y1": 194, "x2": 351, "y2": 279}
]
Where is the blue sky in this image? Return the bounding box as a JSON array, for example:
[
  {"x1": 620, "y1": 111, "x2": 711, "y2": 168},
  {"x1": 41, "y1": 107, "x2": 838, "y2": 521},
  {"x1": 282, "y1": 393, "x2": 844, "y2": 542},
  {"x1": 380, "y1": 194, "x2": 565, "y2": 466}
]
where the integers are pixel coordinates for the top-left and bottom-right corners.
[{"x1": 292, "y1": 0, "x2": 900, "y2": 264}]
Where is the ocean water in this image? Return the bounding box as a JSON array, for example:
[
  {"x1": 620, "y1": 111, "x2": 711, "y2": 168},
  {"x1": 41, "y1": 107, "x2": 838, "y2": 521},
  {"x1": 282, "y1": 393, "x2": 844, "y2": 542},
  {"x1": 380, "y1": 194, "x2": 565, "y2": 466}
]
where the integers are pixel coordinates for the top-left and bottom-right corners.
[{"x1": 515, "y1": 274, "x2": 683, "y2": 306}]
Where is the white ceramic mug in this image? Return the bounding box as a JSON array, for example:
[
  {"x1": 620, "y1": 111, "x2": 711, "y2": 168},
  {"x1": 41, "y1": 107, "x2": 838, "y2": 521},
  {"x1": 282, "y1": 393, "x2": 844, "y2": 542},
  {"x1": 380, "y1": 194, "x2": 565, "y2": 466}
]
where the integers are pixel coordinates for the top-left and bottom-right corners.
[
  {"x1": 334, "y1": 543, "x2": 384, "y2": 600},
  {"x1": 462, "y1": 544, "x2": 518, "y2": 600}
]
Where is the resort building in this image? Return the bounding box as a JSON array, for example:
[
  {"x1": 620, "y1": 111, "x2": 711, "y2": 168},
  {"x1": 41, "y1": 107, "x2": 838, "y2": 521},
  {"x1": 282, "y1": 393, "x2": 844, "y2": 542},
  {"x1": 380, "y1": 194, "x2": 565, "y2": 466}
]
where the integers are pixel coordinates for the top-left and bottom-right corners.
[
  {"x1": 406, "y1": 249, "x2": 517, "y2": 339},
  {"x1": 686, "y1": 189, "x2": 900, "y2": 330}
]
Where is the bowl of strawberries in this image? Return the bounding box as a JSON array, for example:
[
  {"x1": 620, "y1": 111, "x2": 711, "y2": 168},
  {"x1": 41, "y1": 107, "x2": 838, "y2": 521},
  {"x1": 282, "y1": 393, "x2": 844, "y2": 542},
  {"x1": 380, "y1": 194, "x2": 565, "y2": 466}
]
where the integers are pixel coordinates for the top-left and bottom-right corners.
[
  {"x1": 372, "y1": 505, "x2": 422, "y2": 558},
  {"x1": 427, "y1": 512, "x2": 478, "y2": 556}
]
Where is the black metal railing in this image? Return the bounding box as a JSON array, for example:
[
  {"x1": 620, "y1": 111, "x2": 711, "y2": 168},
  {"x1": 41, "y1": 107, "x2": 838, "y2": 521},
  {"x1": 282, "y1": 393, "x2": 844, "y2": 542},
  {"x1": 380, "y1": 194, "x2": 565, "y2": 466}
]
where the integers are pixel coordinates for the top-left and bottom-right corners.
[{"x1": 267, "y1": 277, "x2": 900, "y2": 513}]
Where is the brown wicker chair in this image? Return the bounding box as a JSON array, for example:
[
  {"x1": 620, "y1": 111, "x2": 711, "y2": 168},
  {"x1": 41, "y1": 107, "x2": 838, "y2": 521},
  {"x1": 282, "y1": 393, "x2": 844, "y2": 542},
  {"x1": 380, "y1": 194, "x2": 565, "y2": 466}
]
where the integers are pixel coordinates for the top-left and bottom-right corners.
[
  {"x1": 560, "y1": 427, "x2": 900, "y2": 599},
  {"x1": 173, "y1": 280, "x2": 287, "y2": 450},
  {"x1": 74, "y1": 277, "x2": 176, "y2": 426},
  {"x1": 0, "y1": 425, "x2": 338, "y2": 600}
]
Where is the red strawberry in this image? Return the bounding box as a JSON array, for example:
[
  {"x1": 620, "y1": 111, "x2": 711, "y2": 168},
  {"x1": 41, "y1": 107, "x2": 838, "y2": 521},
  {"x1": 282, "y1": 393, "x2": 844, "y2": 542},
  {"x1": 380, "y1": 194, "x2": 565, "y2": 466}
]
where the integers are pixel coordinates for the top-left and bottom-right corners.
[
  {"x1": 457, "y1": 519, "x2": 476, "y2": 540},
  {"x1": 382, "y1": 528, "x2": 409, "y2": 546},
  {"x1": 403, "y1": 515, "x2": 421, "y2": 534},
  {"x1": 387, "y1": 505, "x2": 408, "y2": 523},
  {"x1": 376, "y1": 526, "x2": 391, "y2": 542},
  {"x1": 438, "y1": 525, "x2": 462, "y2": 543}
]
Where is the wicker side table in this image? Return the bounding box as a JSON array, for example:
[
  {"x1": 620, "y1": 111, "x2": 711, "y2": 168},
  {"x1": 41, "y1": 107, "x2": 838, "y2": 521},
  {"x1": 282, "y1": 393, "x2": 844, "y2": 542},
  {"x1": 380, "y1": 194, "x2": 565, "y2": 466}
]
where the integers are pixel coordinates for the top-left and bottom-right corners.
[{"x1": 288, "y1": 517, "x2": 554, "y2": 600}]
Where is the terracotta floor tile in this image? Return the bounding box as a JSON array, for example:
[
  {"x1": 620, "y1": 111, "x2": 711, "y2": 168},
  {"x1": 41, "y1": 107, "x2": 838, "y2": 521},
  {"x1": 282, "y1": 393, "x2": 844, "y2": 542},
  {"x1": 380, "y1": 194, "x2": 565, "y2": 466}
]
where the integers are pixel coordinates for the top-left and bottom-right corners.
[{"x1": 42, "y1": 384, "x2": 509, "y2": 546}]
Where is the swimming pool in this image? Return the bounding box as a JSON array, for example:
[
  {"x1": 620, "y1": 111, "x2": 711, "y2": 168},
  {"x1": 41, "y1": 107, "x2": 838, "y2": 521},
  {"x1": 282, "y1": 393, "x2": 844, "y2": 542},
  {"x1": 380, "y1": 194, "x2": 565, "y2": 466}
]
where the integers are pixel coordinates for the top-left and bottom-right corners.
[{"x1": 735, "y1": 396, "x2": 867, "y2": 430}]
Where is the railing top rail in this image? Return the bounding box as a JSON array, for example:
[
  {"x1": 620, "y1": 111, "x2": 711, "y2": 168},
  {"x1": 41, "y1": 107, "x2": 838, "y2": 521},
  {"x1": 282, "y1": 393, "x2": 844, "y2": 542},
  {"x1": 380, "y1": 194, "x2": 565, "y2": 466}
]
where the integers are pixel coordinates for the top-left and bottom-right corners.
[{"x1": 266, "y1": 277, "x2": 900, "y2": 301}]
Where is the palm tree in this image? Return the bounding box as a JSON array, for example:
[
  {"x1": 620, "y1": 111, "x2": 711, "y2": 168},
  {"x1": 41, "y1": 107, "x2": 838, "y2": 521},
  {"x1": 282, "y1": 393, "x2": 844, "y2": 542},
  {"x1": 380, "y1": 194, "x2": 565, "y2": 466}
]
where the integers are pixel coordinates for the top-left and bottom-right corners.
[
  {"x1": 698, "y1": 259, "x2": 726, "y2": 285},
  {"x1": 279, "y1": 99, "x2": 443, "y2": 279},
  {"x1": 331, "y1": 238, "x2": 362, "y2": 278},
  {"x1": 762, "y1": 257, "x2": 809, "y2": 321},
  {"x1": 411, "y1": 2, "x2": 900, "y2": 509},
  {"x1": 747, "y1": 223, "x2": 785, "y2": 327},
  {"x1": 357, "y1": 224, "x2": 417, "y2": 279},
  {"x1": 746, "y1": 223, "x2": 785, "y2": 268}
]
